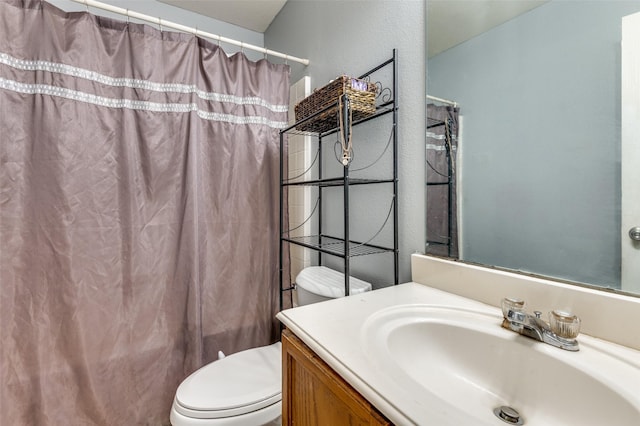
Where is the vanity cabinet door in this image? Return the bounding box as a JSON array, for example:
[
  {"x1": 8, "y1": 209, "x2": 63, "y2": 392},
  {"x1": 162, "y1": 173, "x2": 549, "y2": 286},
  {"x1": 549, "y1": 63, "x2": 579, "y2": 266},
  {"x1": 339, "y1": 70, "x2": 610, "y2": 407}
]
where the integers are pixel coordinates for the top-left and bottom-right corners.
[{"x1": 281, "y1": 329, "x2": 392, "y2": 426}]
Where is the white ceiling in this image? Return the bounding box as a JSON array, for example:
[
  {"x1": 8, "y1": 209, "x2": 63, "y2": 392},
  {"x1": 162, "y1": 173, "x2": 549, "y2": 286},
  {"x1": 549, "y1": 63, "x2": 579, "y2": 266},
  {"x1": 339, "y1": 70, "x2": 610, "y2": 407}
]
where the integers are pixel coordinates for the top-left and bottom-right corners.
[
  {"x1": 427, "y1": 0, "x2": 549, "y2": 57},
  {"x1": 158, "y1": 0, "x2": 288, "y2": 33},
  {"x1": 157, "y1": 0, "x2": 548, "y2": 56}
]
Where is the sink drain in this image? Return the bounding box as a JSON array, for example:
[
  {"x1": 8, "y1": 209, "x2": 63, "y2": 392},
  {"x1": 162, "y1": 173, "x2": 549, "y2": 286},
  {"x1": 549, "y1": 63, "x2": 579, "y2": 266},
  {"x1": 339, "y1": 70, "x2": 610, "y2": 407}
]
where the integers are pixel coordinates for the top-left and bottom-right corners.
[{"x1": 493, "y1": 406, "x2": 524, "y2": 425}]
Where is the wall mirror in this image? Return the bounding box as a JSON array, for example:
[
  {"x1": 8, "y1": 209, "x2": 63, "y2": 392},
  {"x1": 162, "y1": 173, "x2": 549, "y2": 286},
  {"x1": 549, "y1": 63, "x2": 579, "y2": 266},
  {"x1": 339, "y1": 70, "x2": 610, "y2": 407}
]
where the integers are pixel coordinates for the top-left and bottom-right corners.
[{"x1": 426, "y1": 0, "x2": 640, "y2": 296}]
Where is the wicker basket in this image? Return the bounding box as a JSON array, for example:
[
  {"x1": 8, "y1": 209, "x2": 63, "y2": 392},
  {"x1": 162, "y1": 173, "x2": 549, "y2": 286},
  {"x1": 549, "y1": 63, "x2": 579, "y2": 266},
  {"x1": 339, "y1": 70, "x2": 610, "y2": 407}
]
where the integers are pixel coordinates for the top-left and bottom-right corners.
[{"x1": 294, "y1": 76, "x2": 377, "y2": 133}]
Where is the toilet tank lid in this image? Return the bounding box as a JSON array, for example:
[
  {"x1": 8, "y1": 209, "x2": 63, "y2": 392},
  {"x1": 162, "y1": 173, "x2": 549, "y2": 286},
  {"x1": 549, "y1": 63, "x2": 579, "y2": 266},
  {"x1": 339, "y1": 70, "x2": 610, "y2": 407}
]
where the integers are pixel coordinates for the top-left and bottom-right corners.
[{"x1": 295, "y1": 266, "x2": 372, "y2": 298}]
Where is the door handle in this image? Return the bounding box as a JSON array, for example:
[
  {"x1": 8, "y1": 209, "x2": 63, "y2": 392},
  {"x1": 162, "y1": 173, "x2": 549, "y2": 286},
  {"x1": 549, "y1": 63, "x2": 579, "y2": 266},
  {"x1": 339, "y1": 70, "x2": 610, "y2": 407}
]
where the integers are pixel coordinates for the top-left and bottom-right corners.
[{"x1": 630, "y1": 227, "x2": 640, "y2": 241}]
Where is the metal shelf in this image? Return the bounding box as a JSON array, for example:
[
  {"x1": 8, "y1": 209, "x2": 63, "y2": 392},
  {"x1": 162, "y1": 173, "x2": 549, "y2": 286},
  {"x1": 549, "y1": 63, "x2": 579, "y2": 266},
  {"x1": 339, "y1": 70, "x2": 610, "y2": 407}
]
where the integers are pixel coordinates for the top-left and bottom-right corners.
[
  {"x1": 427, "y1": 116, "x2": 446, "y2": 129},
  {"x1": 282, "y1": 235, "x2": 394, "y2": 258},
  {"x1": 279, "y1": 50, "x2": 398, "y2": 309},
  {"x1": 281, "y1": 105, "x2": 395, "y2": 138},
  {"x1": 283, "y1": 177, "x2": 394, "y2": 187}
]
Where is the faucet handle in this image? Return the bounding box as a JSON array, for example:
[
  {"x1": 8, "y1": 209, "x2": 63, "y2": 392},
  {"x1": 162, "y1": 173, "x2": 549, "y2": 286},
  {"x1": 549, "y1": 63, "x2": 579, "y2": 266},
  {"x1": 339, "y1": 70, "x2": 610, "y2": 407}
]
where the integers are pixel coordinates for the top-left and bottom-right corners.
[
  {"x1": 501, "y1": 297, "x2": 525, "y2": 319},
  {"x1": 506, "y1": 309, "x2": 527, "y2": 323},
  {"x1": 549, "y1": 310, "x2": 581, "y2": 339}
]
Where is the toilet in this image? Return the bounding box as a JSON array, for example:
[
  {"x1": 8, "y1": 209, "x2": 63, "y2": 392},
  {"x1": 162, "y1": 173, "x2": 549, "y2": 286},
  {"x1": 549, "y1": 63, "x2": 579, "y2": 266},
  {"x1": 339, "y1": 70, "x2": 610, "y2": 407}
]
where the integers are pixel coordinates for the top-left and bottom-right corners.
[
  {"x1": 169, "y1": 266, "x2": 372, "y2": 426},
  {"x1": 295, "y1": 265, "x2": 373, "y2": 305},
  {"x1": 170, "y1": 342, "x2": 282, "y2": 426}
]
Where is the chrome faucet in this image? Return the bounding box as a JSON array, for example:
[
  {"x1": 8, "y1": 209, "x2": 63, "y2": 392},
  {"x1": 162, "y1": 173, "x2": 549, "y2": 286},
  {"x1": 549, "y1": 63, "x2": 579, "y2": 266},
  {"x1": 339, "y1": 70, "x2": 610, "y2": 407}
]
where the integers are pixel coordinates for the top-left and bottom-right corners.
[{"x1": 501, "y1": 298, "x2": 580, "y2": 352}]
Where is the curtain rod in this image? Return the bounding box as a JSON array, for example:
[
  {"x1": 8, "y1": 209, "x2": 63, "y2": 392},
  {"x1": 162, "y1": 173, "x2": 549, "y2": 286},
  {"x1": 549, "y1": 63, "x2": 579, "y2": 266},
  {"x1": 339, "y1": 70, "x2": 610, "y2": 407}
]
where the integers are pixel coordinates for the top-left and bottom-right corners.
[
  {"x1": 68, "y1": 0, "x2": 310, "y2": 66},
  {"x1": 427, "y1": 95, "x2": 458, "y2": 108}
]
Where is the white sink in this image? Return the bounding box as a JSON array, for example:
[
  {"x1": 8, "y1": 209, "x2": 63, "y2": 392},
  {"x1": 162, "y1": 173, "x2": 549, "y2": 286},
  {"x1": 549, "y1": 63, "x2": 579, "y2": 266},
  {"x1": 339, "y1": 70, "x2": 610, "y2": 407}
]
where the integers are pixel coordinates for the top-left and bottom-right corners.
[{"x1": 361, "y1": 305, "x2": 640, "y2": 426}]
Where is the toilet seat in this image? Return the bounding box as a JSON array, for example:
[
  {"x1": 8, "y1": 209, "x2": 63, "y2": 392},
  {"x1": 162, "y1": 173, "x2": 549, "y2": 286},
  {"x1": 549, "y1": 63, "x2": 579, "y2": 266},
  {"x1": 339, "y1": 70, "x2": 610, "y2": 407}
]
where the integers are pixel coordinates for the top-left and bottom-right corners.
[{"x1": 173, "y1": 342, "x2": 282, "y2": 420}]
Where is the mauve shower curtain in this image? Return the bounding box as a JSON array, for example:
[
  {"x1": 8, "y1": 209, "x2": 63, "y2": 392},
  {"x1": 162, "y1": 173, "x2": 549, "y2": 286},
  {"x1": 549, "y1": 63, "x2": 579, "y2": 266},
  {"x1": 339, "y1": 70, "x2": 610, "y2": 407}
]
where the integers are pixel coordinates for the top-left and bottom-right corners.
[{"x1": 0, "y1": 1, "x2": 289, "y2": 424}]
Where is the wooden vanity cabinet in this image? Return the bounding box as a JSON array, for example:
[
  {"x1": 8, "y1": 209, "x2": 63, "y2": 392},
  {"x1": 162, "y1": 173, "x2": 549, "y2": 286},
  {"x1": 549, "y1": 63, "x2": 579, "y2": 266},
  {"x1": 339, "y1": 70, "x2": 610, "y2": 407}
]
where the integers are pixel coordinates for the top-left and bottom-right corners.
[{"x1": 281, "y1": 329, "x2": 393, "y2": 426}]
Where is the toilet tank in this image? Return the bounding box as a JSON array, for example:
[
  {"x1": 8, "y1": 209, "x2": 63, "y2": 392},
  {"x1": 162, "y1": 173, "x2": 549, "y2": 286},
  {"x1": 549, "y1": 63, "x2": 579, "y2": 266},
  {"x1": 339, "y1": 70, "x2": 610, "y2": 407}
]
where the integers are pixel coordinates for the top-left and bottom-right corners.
[{"x1": 295, "y1": 266, "x2": 372, "y2": 306}]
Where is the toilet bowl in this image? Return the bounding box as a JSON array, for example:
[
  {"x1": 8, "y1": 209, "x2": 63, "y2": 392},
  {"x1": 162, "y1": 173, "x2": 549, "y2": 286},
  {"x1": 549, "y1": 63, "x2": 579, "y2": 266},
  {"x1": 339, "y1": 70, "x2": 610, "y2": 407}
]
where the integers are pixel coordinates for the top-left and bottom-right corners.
[
  {"x1": 170, "y1": 342, "x2": 282, "y2": 426},
  {"x1": 170, "y1": 266, "x2": 372, "y2": 426}
]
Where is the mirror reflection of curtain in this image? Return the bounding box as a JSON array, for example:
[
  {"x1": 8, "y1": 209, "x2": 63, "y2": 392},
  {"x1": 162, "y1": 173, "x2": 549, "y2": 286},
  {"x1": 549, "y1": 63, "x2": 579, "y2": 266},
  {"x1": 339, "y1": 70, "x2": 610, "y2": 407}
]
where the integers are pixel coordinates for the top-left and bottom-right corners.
[
  {"x1": 0, "y1": 1, "x2": 289, "y2": 424},
  {"x1": 426, "y1": 104, "x2": 460, "y2": 258}
]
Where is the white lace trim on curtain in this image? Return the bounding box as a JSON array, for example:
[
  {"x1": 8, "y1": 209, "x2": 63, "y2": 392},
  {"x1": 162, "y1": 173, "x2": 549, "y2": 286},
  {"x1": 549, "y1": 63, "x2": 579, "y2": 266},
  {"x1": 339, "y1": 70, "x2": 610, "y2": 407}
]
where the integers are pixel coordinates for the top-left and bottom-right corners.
[
  {"x1": 0, "y1": 76, "x2": 288, "y2": 129},
  {"x1": 426, "y1": 143, "x2": 458, "y2": 152},
  {"x1": 426, "y1": 132, "x2": 458, "y2": 142},
  {"x1": 0, "y1": 52, "x2": 288, "y2": 113}
]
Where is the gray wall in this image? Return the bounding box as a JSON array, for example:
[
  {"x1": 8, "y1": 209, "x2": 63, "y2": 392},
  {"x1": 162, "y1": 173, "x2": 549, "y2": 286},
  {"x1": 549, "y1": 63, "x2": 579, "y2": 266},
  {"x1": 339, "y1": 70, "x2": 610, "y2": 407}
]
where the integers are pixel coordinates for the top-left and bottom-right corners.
[
  {"x1": 266, "y1": 0, "x2": 426, "y2": 286},
  {"x1": 428, "y1": 1, "x2": 640, "y2": 288}
]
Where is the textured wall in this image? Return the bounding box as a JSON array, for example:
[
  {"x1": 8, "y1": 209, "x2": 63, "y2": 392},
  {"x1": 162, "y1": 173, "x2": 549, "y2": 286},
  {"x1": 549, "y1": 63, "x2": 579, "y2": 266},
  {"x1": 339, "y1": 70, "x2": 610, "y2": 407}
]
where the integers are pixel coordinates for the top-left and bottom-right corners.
[{"x1": 266, "y1": 0, "x2": 426, "y2": 286}]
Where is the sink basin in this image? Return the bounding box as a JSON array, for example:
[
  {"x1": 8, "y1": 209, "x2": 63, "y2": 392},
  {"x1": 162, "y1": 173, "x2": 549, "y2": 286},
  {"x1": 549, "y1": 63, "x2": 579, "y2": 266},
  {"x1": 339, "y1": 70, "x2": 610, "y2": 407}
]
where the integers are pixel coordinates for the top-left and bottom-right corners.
[{"x1": 361, "y1": 305, "x2": 640, "y2": 426}]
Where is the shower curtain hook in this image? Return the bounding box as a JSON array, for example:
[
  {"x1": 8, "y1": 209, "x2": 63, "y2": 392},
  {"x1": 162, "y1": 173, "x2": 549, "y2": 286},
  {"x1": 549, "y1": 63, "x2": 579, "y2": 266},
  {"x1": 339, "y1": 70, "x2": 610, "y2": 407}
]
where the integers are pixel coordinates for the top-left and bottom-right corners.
[
  {"x1": 240, "y1": 41, "x2": 245, "y2": 54},
  {"x1": 125, "y1": 9, "x2": 130, "y2": 24},
  {"x1": 158, "y1": 17, "x2": 163, "y2": 32},
  {"x1": 84, "y1": 0, "x2": 89, "y2": 12}
]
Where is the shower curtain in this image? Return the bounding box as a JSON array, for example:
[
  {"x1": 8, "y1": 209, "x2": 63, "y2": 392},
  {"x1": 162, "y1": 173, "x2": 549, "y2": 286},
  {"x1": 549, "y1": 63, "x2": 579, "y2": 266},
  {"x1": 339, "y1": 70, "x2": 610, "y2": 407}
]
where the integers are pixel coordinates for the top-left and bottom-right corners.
[
  {"x1": 0, "y1": 1, "x2": 289, "y2": 424},
  {"x1": 426, "y1": 104, "x2": 459, "y2": 258}
]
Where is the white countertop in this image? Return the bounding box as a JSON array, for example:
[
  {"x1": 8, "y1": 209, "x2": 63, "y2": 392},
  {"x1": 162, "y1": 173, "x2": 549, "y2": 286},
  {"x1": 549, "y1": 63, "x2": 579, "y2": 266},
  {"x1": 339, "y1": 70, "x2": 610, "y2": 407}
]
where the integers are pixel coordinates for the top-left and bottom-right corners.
[
  {"x1": 276, "y1": 282, "x2": 640, "y2": 425},
  {"x1": 277, "y1": 282, "x2": 499, "y2": 425}
]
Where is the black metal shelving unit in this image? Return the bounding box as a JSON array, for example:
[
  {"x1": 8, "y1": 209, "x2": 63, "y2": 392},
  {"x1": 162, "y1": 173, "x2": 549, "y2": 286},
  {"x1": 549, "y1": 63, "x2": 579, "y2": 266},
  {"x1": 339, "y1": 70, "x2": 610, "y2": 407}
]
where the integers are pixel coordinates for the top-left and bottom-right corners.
[
  {"x1": 426, "y1": 116, "x2": 455, "y2": 257},
  {"x1": 279, "y1": 50, "x2": 399, "y2": 311}
]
